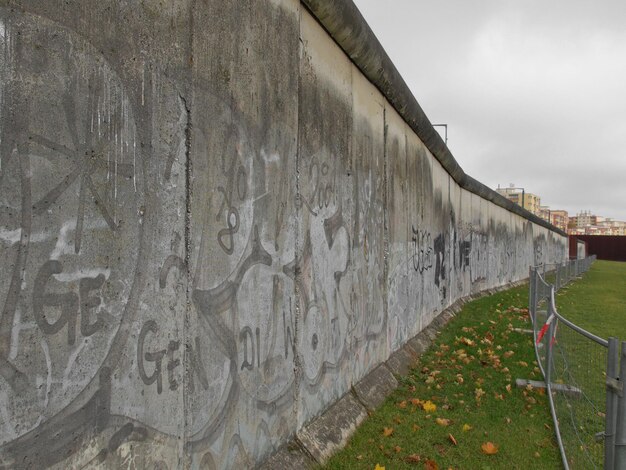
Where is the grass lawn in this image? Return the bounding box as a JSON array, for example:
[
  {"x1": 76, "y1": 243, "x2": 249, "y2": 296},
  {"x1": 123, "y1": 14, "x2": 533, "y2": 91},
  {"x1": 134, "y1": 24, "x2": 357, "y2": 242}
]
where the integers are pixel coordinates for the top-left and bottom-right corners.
[
  {"x1": 548, "y1": 260, "x2": 626, "y2": 469},
  {"x1": 323, "y1": 284, "x2": 561, "y2": 470},
  {"x1": 555, "y1": 260, "x2": 626, "y2": 341}
]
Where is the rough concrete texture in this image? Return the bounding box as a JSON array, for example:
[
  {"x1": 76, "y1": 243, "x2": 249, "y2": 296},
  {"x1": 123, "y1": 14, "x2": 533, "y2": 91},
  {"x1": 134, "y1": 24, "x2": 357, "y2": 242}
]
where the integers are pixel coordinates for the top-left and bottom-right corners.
[
  {"x1": 0, "y1": 1, "x2": 568, "y2": 468},
  {"x1": 385, "y1": 345, "x2": 420, "y2": 377},
  {"x1": 297, "y1": 393, "x2": 368, "y2": 464},
  {"x1": 257, "y1": 442, "x2": 316, "y2": 470},
  {"x1": 353, "y1": 365, "x2": 399, "y2": 412}
]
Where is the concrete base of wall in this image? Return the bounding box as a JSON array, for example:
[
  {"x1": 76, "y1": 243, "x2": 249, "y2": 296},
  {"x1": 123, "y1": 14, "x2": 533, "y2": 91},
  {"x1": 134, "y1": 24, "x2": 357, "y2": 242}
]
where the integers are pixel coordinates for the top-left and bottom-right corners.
[{"x1": 259, "y1": 279, "x2": 527, "y2": 468}]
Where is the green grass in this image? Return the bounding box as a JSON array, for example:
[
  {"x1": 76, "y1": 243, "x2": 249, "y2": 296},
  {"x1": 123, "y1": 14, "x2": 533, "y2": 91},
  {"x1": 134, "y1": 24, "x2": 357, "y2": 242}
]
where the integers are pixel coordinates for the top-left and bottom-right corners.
[
  {"x1": 555, "y1": 260, "x2": 626, "y2": 341},
  {"x1": 323, "y1": 285, "x2": 561, "y2": 470},
  {"x1": 549, "y1": 260, "x2": 626, "y2": 468}
]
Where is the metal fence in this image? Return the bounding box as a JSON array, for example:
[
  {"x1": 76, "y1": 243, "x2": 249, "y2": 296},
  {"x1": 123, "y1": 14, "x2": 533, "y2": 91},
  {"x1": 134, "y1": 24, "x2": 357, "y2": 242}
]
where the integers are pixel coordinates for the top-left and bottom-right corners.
[{"x1": 528, "y1": 256, "x2": 626, "y2": 469}]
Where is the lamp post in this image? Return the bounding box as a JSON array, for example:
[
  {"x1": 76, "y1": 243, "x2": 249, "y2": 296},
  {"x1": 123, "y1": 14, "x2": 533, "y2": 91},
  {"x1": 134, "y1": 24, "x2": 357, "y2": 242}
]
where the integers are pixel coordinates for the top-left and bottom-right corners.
[{"x1": 432, "y1": 124, "x2": 448, "y2": 145}]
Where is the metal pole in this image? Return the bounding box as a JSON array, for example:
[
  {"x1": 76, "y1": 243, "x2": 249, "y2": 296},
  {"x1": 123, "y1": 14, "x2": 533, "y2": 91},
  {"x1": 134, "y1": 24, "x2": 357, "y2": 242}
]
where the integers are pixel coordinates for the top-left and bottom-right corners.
[
  {"x1": 614, "y1": 342, "x2": 626, "y2": 469},
  {"x1": 432, "y1": 124, "x2": 448, "y2": 145},
  {"x1": 533, "y1": 267, "x2": 539, "y2": 323},
  {"x1": 545, "y1": 296, "x2": 556, "y2": 386},
  {"x1": 606, "y1": 338, "x2": 619, "y2": 469},
  {"x1": 528, "y1": 266, "x2": 533, "y2": 320}
]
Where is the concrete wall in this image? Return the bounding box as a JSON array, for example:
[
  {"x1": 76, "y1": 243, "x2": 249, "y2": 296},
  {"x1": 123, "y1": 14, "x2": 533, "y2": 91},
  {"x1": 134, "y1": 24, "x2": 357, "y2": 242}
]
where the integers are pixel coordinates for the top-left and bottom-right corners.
[{"x1": 0, "y1": 1, "x2": 566, "y2": 468}]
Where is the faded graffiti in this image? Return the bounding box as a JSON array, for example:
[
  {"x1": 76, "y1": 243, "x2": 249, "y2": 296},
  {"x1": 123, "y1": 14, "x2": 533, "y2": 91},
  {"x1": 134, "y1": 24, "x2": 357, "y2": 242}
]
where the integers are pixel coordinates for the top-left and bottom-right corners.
[
  {"x1": 411, "y1": 225, "x2": 433, "y2": 273},
  {"x1": 0, "y1": 5, "x2": 568, "y2": 470},
  {"x1": 0, "y1": 8, "x2": 145, "y2": 468}
]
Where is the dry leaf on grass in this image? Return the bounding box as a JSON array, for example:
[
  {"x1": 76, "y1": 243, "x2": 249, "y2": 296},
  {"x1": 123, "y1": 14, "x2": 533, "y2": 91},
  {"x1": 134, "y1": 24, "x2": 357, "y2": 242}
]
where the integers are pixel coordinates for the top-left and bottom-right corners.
[
  {"x1": 448, "y1": 433, "x2": 458, "y2": 446},
  {"x1": 383, "y1": 427, "x2": 394, "y2": 437},
  {"x1": 481, "y1": 442, "x2": 499, "y2": 455},
  {"x1": 436, "y1": 418, "x2": 451, "y2": 426},
  {"x1": 423, "y1": 400, "x2": 437, "y2": 412},
  {"x1": 406, "y1": 453, "x2": 421, "y2": 463},
  {"x1": 424, "y1": 459, "x2": 439, "y2": 470}
]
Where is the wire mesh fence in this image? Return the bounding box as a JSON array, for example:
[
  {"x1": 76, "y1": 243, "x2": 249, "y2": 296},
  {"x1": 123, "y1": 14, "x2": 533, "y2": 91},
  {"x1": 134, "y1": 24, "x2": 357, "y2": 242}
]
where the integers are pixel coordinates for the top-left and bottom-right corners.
[{"x1": 528, "y1": 256, "x2": 626, "y2": 470}]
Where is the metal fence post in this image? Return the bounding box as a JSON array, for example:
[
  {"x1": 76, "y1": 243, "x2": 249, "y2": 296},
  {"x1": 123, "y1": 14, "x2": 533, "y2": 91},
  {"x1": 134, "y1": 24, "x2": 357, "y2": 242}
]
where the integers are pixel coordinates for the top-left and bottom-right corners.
[
  {"x1": 614, "y1": 341, "x2": 626, "y2": 469},
  {"x1": 606, "y1": 338, "x2": 619, "y2": 469},
  {"x1": 545, "y1": 297, "x2": 556, "y2": 387},
  {"x1": 529, "y1": 266, "x2": 534, "y2": 321}
]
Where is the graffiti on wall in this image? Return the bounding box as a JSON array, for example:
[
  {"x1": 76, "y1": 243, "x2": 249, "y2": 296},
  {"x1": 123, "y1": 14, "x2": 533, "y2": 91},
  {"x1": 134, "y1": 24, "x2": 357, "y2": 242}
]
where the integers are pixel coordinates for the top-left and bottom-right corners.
[
  {"x1": 0, "y1": 6, "x2": 568, "y2": 469},
  {"x1": 0, "y1": 9, "x2": 146, "y2": 468}
]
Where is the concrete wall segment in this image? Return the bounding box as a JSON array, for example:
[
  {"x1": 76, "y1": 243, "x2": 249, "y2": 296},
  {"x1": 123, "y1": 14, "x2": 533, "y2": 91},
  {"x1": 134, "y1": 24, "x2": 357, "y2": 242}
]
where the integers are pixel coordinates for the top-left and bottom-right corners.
[
  {"x1": 0, "y1": 1, "x2": 567, "y2": 468},
  {"x1": 301, "y1": 0, "x2": 567, "y2": 237}
]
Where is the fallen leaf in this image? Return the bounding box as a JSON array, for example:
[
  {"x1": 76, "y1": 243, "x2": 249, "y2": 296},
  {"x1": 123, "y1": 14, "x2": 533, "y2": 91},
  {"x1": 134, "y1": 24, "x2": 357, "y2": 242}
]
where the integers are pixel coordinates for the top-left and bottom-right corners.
[
  {"x1": 481, "y1": 442, "x2": 499, "y2": 455},
  {"x1": 424, "y1": 459, "x2": 439, "y2": 470},
  {"x1": 394, "y1": 445, "x2": 402, "y2": 453},
  {"x1": 423, "y1": 401, "x2": 437, "y2": 413},
  {"x1": 475, "y1": 388, "x2": 485, "y2": 400},
  {"x1": 406, "y1": 453, "x2": 421, "y2": 463},
  {"x1": 436, "y1": 418, "x2": 451, "y2": 426},
  {"x1": 410, "y1": 397, "x2": 422, "y2": 406},
  {"x1": 383, "y1": 427, "x2": 394, "y2": 437},
  {"x1": 398, "y1": 400, "x2": 408, "y2": 409},
  {"x1": 503, "y1": 350, "x2": 514, "y2": 358},
  {"x1": 518, "y1": 361, "x2": 529, "y2": 367},
  {"x1": 462, "y1": 423, "x2": 472, "y2": 432},
  {"x1": 448, "y1": 433, "x2": 458, "y2": 446},
  {"x1": 375, "y1": 464, "x2": 386, "y2": 470},
  {"x1": 413, "y1": 424, "x2": 420, "y2": 431},
  {"x1": 356, "y1": 455, "x2": 363, "y2": 460},
  {"x1": 506, "y1": 384, "x2": 512, "y2": 393}
]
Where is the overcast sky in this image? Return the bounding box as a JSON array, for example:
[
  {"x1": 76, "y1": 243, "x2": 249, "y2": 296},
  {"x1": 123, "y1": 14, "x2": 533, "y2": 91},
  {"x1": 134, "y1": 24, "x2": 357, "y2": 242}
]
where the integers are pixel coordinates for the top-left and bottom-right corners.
[{"x1": 353, "y1": 0, "x2": 626, "y2": 221}]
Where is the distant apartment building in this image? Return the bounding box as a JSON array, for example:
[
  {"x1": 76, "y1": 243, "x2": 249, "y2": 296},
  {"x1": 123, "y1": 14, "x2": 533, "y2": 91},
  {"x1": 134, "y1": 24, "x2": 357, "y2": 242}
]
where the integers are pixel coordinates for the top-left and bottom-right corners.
[
  {"x1": 567, "y1": 211, "x2": 625, "y2": 235},
  {"x1": 550, "y1": 210, "x2": 569, "y2": 232},
  {"x1": 570, "y1": 210, "x2": 597, "y2": 228},
  {"x1": 538, "y1": 206, "x2": 568, "y2": 232},
  {"x1": 496, "y1": 184, "x2": 542, "y2": 216}
]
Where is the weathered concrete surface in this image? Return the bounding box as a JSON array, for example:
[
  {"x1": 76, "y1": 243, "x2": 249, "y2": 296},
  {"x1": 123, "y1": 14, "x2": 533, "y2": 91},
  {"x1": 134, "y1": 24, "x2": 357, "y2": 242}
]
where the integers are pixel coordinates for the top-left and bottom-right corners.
[
  {"x1": 0, "y1": 1, "x2": 568, "y2": 468},
  {"x1": 353, "y1": 364, "x2": 398, "y2": 412},
  {"x1": 297, "y1": 393, "x2": 368, "y2": 464},
  {"x1": 385, "y1": 345, "x2": 420, "y2": 377},
  {"x1": 258, "y1": 442, "x2": 316, "y2": 470}
]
